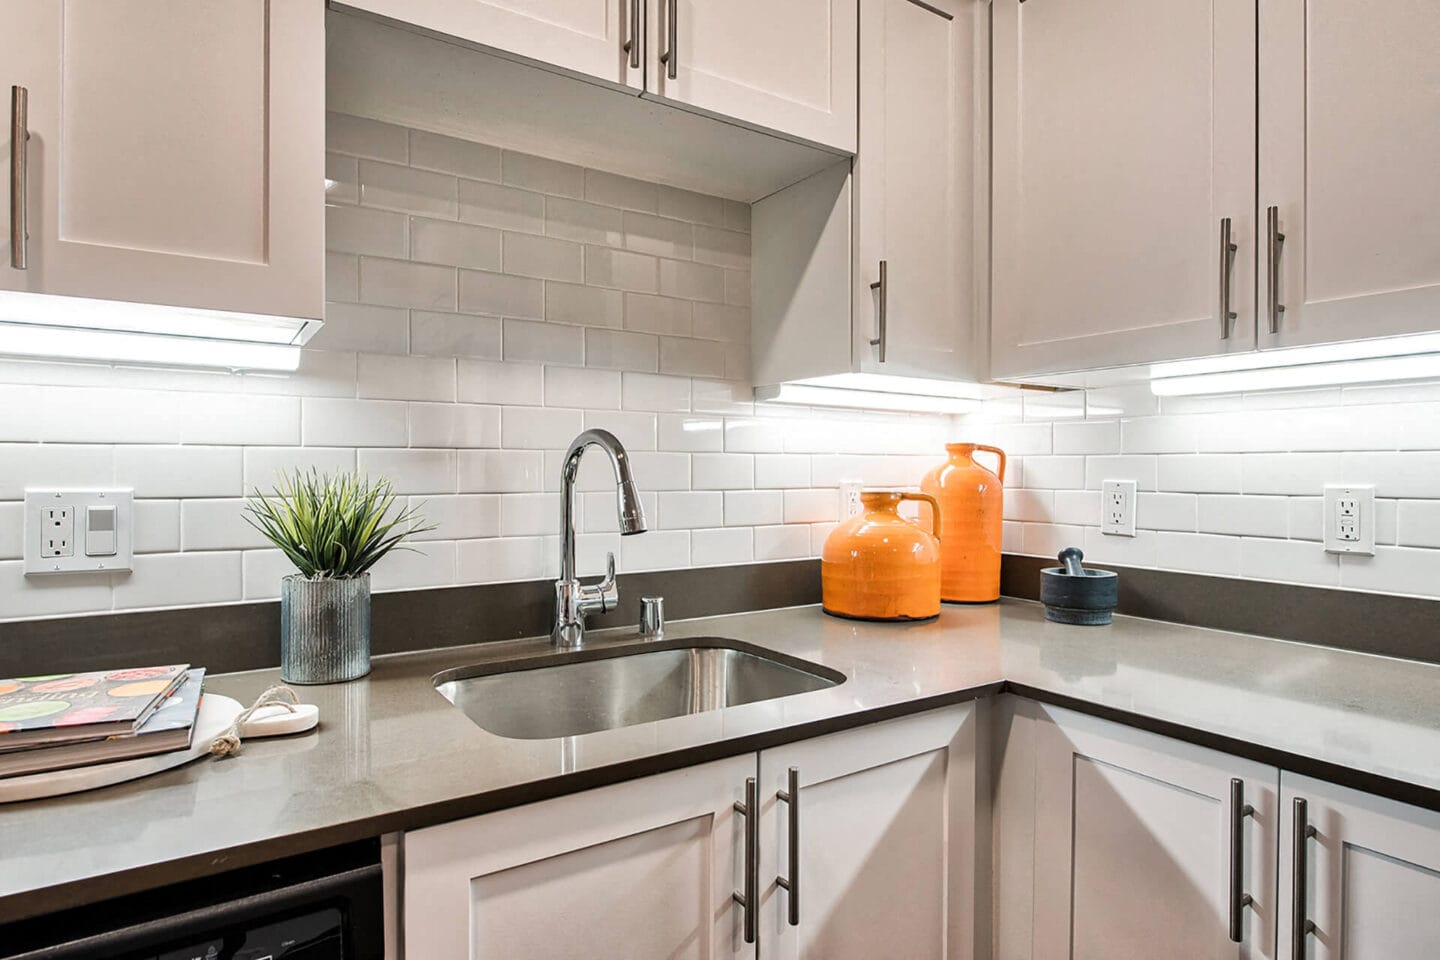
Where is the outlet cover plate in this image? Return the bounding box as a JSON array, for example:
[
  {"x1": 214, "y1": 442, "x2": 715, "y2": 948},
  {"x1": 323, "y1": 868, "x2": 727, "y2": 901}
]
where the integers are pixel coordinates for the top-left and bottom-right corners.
[
  {"x1": 838, "y1": 481, "x2": 864, "y2": 520},
  {"x1": 25, "y1": 489, "x2": 134, "y2": 575},
  {"x1": 1101, "y1": 479, "x2": 1137, "y2": 537},
  {"x1": 1323, "y1": 484, "x2": 1375, "y2": 556}
]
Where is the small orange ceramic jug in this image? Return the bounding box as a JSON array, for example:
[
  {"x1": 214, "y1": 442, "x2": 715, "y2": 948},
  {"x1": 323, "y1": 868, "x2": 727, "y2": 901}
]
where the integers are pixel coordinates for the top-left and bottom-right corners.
[
  {"x1": 822, "y1": 491, "x2": 942, "y2": 621},
  {"x1": 921, "y1": 443, "x2": 1006, "y2": 603}
]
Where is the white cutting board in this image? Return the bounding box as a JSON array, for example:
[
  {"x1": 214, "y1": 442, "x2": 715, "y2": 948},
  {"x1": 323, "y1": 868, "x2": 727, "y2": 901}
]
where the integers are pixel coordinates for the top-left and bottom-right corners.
[{"x1": 0, "y1": 693, "x2": 313, "y2": 804}]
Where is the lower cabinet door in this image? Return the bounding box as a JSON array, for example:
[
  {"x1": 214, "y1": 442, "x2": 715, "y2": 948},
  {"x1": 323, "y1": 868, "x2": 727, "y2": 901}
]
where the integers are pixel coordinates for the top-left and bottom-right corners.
[
  {"x1": 757, "y1": 703, "x2": 979, "y2": 960},
  {"x1": 402, "y1": 754, "x2": 757, "y2": 960},
  {"x1": 1279, "y1": 773, "x2": 1440, "y2": 960},
  {"x1": 1031, "y1": 702, "x2": 1279, "y2": 960}
]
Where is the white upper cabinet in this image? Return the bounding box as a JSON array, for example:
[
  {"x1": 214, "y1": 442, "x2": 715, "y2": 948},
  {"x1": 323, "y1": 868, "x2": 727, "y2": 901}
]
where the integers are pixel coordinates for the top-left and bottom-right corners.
[
  {"x1": 1, "y1": 0, "x2": 323, "y2": 321},
  {"x1": 646, "y1": 0, "x2": 857, "y2": 153},
  {"x1": 404, "y1": 754, "x2": 756, "y2": 960},
  {"x1": 1030, "y1": 703, "x2": 1279, "y2": 959},
  {"x1": 338, "y1": 0, "x2": 645, "y2": 91},
  {"x1": 757, "y1": 705, "x2": 980, "y2": 960},
  {"x1": 751, "y1": 0, "x2": 985, "y2": 387},
  {"x1": 1279, "y1": 773, "x2": 1440, "y2": 960},
  {"x1": 991, "y1": 0, "x2": 1257, "y2": 380},
  {"x1": 1259, "y1": 0, "x2": 1440, "y2": 351},
  {"x1": 853, "y1": 0, "x2": 984, "y2": 381}
]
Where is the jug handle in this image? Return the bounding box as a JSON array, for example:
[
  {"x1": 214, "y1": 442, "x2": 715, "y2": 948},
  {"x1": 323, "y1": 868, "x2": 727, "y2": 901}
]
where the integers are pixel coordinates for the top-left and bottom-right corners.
[
  {"x1": 973, "y1": 444, "x2": 1007, "y2": 483},
  {"x1": 901, "y1": 492, "x2": 942, "y2": 542}
]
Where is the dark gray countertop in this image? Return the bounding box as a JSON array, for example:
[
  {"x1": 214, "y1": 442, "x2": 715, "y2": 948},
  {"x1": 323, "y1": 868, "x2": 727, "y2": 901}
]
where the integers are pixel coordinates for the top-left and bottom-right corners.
[{"x1": 3, "y1": 599, "x2": 1438, "y2": 922}]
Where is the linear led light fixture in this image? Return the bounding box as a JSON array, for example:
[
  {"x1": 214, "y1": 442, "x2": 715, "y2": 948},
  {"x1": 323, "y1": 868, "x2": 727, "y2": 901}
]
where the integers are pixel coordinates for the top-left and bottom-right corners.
[
  {"x1": 1149, "y1": 332, "x2": 1440, "y2": 397},
  {"x1": 755, "y1": 382, "x2": 982, "y2": 414},
  {"x1": 0, "y1": 290, "x2": 319, "y2": 372}
]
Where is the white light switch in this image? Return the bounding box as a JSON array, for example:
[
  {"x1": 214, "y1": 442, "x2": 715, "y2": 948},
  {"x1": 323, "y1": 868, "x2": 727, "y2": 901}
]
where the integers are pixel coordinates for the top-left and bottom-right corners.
[{"x1": 86, "y1": 505, "x2": 117, "y2": 557}]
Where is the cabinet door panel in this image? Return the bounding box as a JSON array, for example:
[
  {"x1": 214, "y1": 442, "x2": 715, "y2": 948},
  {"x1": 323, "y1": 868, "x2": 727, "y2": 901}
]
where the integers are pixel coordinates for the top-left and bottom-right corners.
[
  {"x1": 991, "y1": 0, "x2": 1256, "y2": 378},
  {"x1": 404, "y1": 754, "x2": 755, "y2": 960},
  {"x1": 342, "y1": 0, "x2": 642, "y2": 91},
  {"x1": 647, "y1": 0, "x2": 857, "y2": 152},
  {"x1": 758, "y1": 704, "x2": 978, "y2": 960},
  {"x1": 854, "y1": 0, "x2": 983, "y2": 380},
  {"x1": 1278, "y1": 773, "x2": 1440, "y2": 960},
  {"x1": 4, "y1": 0, "x2": 323, "y2": 320},
  {"x1": 1032, "y1": 702, "x2": 1278, "y2": 960},
  {"x1": 1259, "y1": 0, "x2": 1440, "y2": 349}
]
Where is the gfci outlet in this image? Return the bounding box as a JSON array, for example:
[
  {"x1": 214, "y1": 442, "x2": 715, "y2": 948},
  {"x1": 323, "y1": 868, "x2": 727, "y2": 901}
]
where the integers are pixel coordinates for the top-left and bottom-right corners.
[
  {"x1": 838, "y1": 481, "x2": 864, "y2": 520},
  {"x1": 1324, "y1": 484, "x2": 1375, "y2": 556},
  {"x1": 25, "y1": 489, "x2": 135, "y2": 576},
  {"x1": 1101, "y1": 480, "x2": 1137, "y2": 537}
]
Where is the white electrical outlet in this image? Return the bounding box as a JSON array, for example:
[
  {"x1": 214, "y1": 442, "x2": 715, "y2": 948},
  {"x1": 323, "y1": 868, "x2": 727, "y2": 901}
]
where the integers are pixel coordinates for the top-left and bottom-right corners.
[
  {"x1": 1324, "y1": 484, "x2": 1375, "y2": 555},
  {"x1": 838, "y1": 481, "x2": 864, "y2": 520},
  {"x1": 25, "y1": 489, "x2": 134, "y2": 575},
  {"x1": 1101, "y1": 480, "x2": 1137, "y2": 537}
]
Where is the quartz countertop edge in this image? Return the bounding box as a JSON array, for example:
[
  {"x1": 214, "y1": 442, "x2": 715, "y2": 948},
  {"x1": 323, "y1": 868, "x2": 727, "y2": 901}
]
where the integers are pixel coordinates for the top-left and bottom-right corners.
[{"x1": 3, "y1": 598, "x2": 1438, "y2": 924}]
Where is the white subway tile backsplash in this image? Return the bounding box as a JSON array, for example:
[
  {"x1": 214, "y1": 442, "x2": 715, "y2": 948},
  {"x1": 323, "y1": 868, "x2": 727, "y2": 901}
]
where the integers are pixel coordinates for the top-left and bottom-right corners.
[
  {"x1": 628, "y1": 452, "x2": 690, "y2": 491},
  {"x1": 754, "y1": 454, "x2": 811, "y2": 489},
  {"x1": 585, "y1": 170, "x2": 659, "y2": 212},
  {"x1": 181, "y1": 499, "x2": 267, "y2": 551},
  {"x1": 359, "y1": 161, "x2": 458, "y2": 219},
  {"x1": 499, "y1": 492, "x2": 564, "y2": 536},
  {"x1": 624, "y1": 212, "x2": 693, "y2": 260},
  {"x1": 317, "y1": 302, "x2": 409, "y2": 355},
  {"x1": 1022, "y1": 456, "x2": 1085, "y2": 490},
  {"x1": 658, "y1": 258, "x2": 725, "y2": 302},
  {"x1": 502, "y1": 231, "x2": 584, "y2": 282},
  {"x1": 457, "y1": 450, "x2": 545, "y2": 493},
  {"x1": 1240, "y1": 453, "x2": 1341, "y2": 496},
  {"x1": 1004, "y1": 489, "x2": 1053, "y2": 523},
  {"x1": 1136, "y1": 492, "x2": 1198, "y2": 532},
  {"x1": 659, "y1": 415, "x2": 724, "y2": 452},
  {"x1": 724, "y1": 270, "x2": 751, "y2": 308},
  {"x1": 547, "y1": 282, "x2": 623, "y2": 329},
  {"x1": 410, "y1": 219, "x2": 501, "y2": 271},
  {"x1": 621, "y1": 372, "x2": 691, "y2": 412},
  {"x1": 545, "y1": 197, "x2": 624, "y2": 246},
  {"x1": 1288, "y1": 498, "x2": 1325, "y2": 541},
  {"x1": 244, "y1": 447, "x2": 356, "y2": 490},
  {"x1": 691, "y1": 527, "x2": 753, "y2": 566},
  {"x1": 326, "y1": 153, "x2": 359, "y2": 204},
  {"x1": 504, "y1": 318, "x2": 584, "y2": 366},
  {"x1": 723, "y1": 200, "x2": 751, "y2": 233},
  {"x1": 115, "y1": 447, "x2": 242, "y2": 499},
  {"x1": 360, "y1": 257, "x2": 457, "y2": 311},
  {"x1": 303, "y1": 398, "x2": 409, "y2": 447},
  {"x1": 582, "y1": 410, "x2": 657, "y2": 452},
  {"x1": 1023, "y1": 522, "x2": 1085, "y2": 560},
  {"x1": 624, "y1": 294, "x2": 693, "y2": 337},
  {"x1": 356, "y1": 449, "x2": 456, "y2": 494},
  {"x1": 410, "y1": 311, "x2": 503, "y2": 360},
  {"x1": 458, "y1": 180, "x2": 545, "y2": 234},
  {"x1": 458, "y1": 359, "x2": 544, "y2": 406},
  {"x1": 1340, "y1": 546, "x2": 1440, "y2": 599},
  {"x1": 585, "y1": 328, "x2": 659, "y2": 372},
  {"x1": 0, "y1": 503, "x2": 23, "y2": 560},
  {"x1": 1240, "y1": 537, "x2": 1340, "y2": 587},
  {"x1": 358, "y1": 354, "x2": 456, "y2": 402},
  {"x1": 546, "y1": 366, "x2": 621, "y2": 409},
  {"x1": 326, "y1": 252, "x2": 360, "y2": 301},
  {"x1": 658, "y1": 337, "x2": 726, "y2": 378},
  {"x1": 1154, "y1": 532, "x2": 1241, "y2": 576},
  {"x1": 409, "y1": 495, "x2": 500, "y2": 541},
  {"x1": 754, "y1": 524, "x2": 810, "y2": 561},
  {"x1": 1196, "y1": 495, "x2": 1290, "y2": 538},
  {"x1": 1083, "y1": 456, "x2": 1157, "y2": 491},
  {"x1": 1397, "y1": 500, "x2": 1440, "y2": 548},
  {"x1": 692, "y1": 225, "x2": 749, "y2": 269},
  {"x1": 327, "y1": 113, "x2": 408, "y2": 163},
  {"x1": 693, "y1": 453, "x2": 754, "y2": 490},
  {"x1": 783, "y1": 489, "x2": 838, "y2": 524},
  {"x1": 408, "y1": 129, "x2": 501, "y2": 181},
  {"x1": 113, "y1": 552, "x2": 242, "y2": 610},
  {"x1": 585, "y1": 246, "x2": 659, "y2": 293},
  {"x1": 1080, "y1": 526, "x2": 1156, "y2": 567},
  {"x1": 1053, "y1": 421, "x2": 1120, "y2": 456},
  {"x1": 657, "y1": 185, "x2": 725, "y2": 226},
  {"x1": 133, "y1": 500, "x2": 182, "y2": 554},
  {"x1": 1156, "y1": 455, "x2": 1241, "y2": 494},
  {"x1": 457, "y1": 536, "x2": 552, "y2": 584},
  {"x1": 370, "y1": 540, "x2": 457, "y2": 591},
  {"x1": 724, "y1": 490, "x2": 783, "y2": 526},
  {"x1": 0, "y1": 444, "x2": 113, "y2": 500},
  {"x1": 0, "y1": 562, "x2": 114, "y2": 618},
  {"x1": 1338, "y1": 452, "x2": 1440, "y2": 498},
  {"x1": 502, "y1": 151, "x2": 584, "y2": 198},
  {"x1": 501, "y1": 407, "x2": 585, "y2": 449},
  {"x1": 622, "y1": 529, "x2": 690, "y2": 571},
  {"x1": 459, "y1": 270, "x2": 544, "y2": 320},
  {"x1": 327, "y1": 204, "x2": 408, "y2": 258},
  {"x1": 658, "y1": 491, "x2": 724, "y2": 529},
  {"x1": 1052, "y1": 490, "x2": 1100, "y2": 526}
]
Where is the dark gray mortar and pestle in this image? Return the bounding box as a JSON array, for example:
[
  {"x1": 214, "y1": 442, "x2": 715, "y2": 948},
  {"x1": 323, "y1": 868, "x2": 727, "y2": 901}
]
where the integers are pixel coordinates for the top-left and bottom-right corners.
[{"x1": 1040, "y1": 547, "x2": 1119, "y2": 625}]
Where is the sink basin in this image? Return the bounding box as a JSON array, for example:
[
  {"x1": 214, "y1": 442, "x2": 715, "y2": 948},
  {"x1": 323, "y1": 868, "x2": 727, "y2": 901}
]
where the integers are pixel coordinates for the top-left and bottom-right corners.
[{"x1": 434, "y1": 638, "x2": 845, "y2": 739}]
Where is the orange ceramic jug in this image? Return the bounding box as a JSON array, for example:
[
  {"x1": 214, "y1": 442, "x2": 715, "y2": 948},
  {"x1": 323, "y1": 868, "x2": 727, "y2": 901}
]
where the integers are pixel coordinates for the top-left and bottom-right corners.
[
  {"x1": 921, "y1": 443, "x2": 1006, "y2": 603},
  {"x1": 821, "y1": 491, "x2": 942, "y2": 621}
]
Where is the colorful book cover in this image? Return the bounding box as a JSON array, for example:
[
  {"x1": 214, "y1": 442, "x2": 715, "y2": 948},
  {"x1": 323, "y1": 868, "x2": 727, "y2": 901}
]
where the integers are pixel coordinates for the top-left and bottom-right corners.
[
  {"x1": 0, "y1": 669, "x2": 207, "y2": 779},
  {"x1": 0, "y1": 664, "x2": 189, "y2": 751}
]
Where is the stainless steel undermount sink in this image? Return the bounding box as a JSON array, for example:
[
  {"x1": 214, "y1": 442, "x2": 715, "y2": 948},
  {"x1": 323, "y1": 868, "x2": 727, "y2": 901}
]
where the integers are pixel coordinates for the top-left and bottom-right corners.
[{"x1": 434, "y1": 638, "x2": 845, "y2": 740}]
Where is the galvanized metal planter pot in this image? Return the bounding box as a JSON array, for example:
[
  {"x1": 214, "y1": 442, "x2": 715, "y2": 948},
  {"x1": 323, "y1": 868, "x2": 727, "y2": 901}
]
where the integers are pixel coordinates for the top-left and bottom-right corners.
[{"x1": 280, "y1": 573, "x2": 371, "y2": 684}]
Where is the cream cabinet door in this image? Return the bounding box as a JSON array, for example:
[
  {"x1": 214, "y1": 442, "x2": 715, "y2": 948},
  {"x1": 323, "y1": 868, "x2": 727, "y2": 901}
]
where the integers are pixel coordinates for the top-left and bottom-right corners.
[
  {"x1": 1032, "y1": 703, "x2": 1279, "y2": 960},
  {"x1": 1278, "y1": 773, "x2": 1440, "y2": 960},
  {"x1": 991, "y1": 0, "x2": 1256, "y2": 379},
  {"x1": 1, "y1": 0, "x2": 323, "y2": 321},
  {"x1": 403, "y1": 754, "x2": 756, "y2": 960},
  {"x1": 646, "y1": 0, "x2": 857, "y2": 153},
  {"x1": 853, "y1": 0, "x2": 985, "y2": 381},
  {"x1": 340, "y1": 0, "x2": 644, "y2": 91},
  {"x1": 757, "y1": 704, "x2": 980, "y2": 960},
  {"x1": 1259, "y1": 0, "x2": 1440, "y2": 350}
]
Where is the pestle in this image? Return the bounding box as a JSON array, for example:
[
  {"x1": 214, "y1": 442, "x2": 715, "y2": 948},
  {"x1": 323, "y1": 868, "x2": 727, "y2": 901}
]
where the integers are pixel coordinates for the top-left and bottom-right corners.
[{"x1": 1059, "y1": 546, "x2": 1085, "y2": 577}]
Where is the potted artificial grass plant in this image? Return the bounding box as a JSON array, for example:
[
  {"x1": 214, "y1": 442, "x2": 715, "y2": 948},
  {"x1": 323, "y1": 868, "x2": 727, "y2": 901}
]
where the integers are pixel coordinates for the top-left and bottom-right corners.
[{"x1": 246, "y1": 470, "x2": 433, "y2": 684}]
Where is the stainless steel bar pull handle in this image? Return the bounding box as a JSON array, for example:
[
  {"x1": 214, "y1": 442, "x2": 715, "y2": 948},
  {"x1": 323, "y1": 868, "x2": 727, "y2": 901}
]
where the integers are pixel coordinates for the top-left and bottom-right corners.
[
  {"x1": 1292, "y1": 797, "x2": 1317, "y2": 959},
  {"x1": 733, "y1": 776, "x2": 759, "y2": 945},
  {"x1": 1228, "y1": 778, "x2": 1254, "y2": 943},
  {"x1": 10, "y1": 85, "x2": 28, "y2": 270},
  {"x1": 1267, "y1": 205, "x2": 1286, "y2": 334},
  {"x1": 622, "y1": 0, "x2": 641, "y2": 69},
  {"x1": 776, "y1": 766, "x2": 800, "y2": 927},
  {"x1": 869, "y1": 260, "x2": 888, "y2": 362},
  {"x1": 1218, "y1": 218, "x2": 1237, "y2": 339},
  {"x1": 658, "y1": 0, "x2": 678, "y2": 79}
]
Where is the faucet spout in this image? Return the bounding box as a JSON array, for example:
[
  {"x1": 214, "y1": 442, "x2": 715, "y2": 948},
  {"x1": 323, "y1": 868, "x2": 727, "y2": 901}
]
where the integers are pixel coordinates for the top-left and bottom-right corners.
[{"x1": 554, "y1": 429, "x2": 646, "y2": 647}]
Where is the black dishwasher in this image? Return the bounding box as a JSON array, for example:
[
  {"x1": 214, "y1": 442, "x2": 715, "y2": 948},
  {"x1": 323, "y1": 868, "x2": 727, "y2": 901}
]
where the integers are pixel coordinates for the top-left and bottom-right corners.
[{"x1": 1, "y1": 839, "x2": 384, "y2": 960}]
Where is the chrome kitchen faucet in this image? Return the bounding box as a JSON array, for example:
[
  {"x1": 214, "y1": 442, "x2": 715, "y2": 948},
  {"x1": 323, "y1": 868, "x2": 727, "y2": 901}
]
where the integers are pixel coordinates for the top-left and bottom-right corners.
[{"x1": 553, "y1": 429, "x2": 647, "y2": 648}]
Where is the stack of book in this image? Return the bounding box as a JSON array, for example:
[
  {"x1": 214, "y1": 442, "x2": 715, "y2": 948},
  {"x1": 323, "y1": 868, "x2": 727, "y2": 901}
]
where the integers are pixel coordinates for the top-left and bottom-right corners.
[{"x1": 0, "y1": 664, "x2": 206, "y2": 778}]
